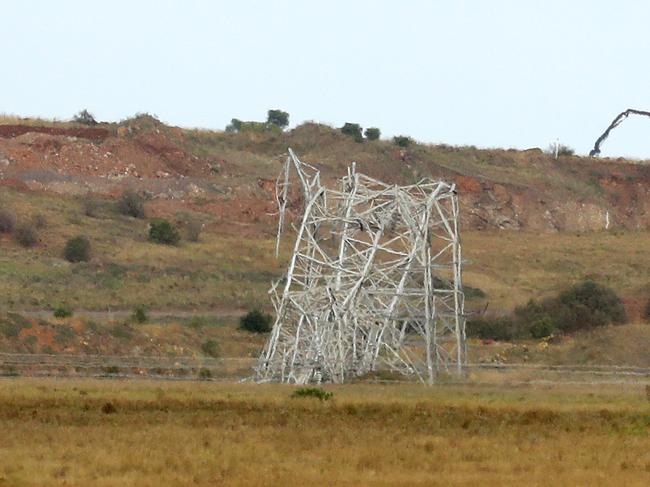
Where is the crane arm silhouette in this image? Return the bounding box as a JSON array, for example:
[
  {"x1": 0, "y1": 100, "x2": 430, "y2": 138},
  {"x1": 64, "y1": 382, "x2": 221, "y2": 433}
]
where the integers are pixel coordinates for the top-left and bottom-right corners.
[{"x1": 590, "y1": 108, "x2": 650, "y2": 156}]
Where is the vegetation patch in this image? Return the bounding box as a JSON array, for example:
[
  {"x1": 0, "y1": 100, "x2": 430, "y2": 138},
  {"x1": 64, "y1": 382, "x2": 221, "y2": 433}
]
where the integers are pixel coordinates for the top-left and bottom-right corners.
[
  {"x1": 64, "y1": 236, "x2": 91, "y2": 262},
  {"x1": 131, "y1": 305, "x2": 148, "y2": 324},
  {"x1": 467, "y1": 280, "x2": 627, "y2": 340},
  {"x1": 14, "y1": 222, "x2": 38, "y2": 247},
  {"x1": 0, "y1": 313, "x2": 31, "y2": 338},
  {"x1": 53, "y1": 305, "x2": 73, "y2": 319},
  {"x1": 239, "y1": 309, "x2": 272, "y2": 333},
  {"x1": 291, "y1": 387, "x2": 333, "y2": 401},
  {"x1": 117, "y1": 190, "x2": 145, "y2": 218},
  {"x1": 54, "y1": 325, "x2": 75, "y2": 346},
  {"x1": 200, "y1": 339, "x2": 219, "y2": 358},
  {"x1": 0, "y1": 209, "x2": 16, "y2": 233},
  {"x1": 148, "y1": 219, "x2": 180, "y2": 245}
]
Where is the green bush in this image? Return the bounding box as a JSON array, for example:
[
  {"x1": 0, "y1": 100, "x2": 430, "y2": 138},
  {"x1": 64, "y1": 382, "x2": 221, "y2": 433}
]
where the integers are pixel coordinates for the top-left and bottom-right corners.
[
  {"x1": 341, "y1": 123, "x2": 363, "y2": 143},
  {"x1": 466, "y1": 316, "x2": 516, "y2": 341},
  {"x1": 131, "y1": 305, "x2": 148, "y2": 324},
  {"x1": 463, "y1": 285, "x2": 486, "y2": 299},
  {"x1": 198, "y1": 368, "x2": 213, "y2": 380},
  {"x1": 393, "y1": 135, "x2": 412, "y2": 148},
  {"x1": 239, "y1": 309, "x2": 272, "y2": 333},
  {"x1": 364, "y1": 127, "x2": 381, "y2": 141},
  {"x1": 552, "y1": 280, "x2": 627, "y2": 332},
  {"x1": 103, "y1": 366, "x2": 120, "y2": 375},
  {"x1": 14, "y1": 223, "x2": 38, "y2": 247},
  {"x1": 226, "y1": 116, "x2": 283, "y2": 134},
  {"x1": 267, "y1": 109, "x2": 289, "y2": 129},
  {"x1": 529, "y1": 317, "x2": 556, "y2": 339},
  {"x1": 239, "y1": 121, "x2": 267, "y2": 132},
  {"x1": 225, "y1": 118, "x2": 243, "y2": 132},
  {"x1": 53, "y1": 306, "x2": 73, "y2": 319},
  {"x1": 513, "y1": 281, "x2": 626, "y2": 335},
  {"x1": 64, "y1": 235, "x2": 91, "y2": 262},
  {"x1": 149, "y1": 219, "x2": 180, "y2": 245},
  {"x1": 0, "y1": 209, "x2": 16, "y2": 233},
  {"x1": 644, "y1": 298, "x2": 650, "y2": 323},
  {"x1": 117, "y1": 190, "x2": 145, "y2": 218},
  {"x1": 201, "y1": 339, "x2": 219, "y2": 358},
  {"x1": 291, "y1": 387, "x2": 333, "y2": 401}
]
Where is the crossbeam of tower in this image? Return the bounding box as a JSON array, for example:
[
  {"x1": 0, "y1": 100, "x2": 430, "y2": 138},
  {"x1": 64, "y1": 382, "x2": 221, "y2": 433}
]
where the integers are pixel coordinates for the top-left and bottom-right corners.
[{"x1": 256, "y1": 149, "x2": 466, "y2": 384}]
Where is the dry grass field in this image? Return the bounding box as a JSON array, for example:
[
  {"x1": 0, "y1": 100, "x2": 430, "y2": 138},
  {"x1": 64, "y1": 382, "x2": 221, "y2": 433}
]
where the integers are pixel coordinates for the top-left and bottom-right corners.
[
  {"x1": 0, "y1": 379, "x2": 648, "y2": 486},
  {"x1": 2, "y1": 178, "x2": 649, "y2": 313}
]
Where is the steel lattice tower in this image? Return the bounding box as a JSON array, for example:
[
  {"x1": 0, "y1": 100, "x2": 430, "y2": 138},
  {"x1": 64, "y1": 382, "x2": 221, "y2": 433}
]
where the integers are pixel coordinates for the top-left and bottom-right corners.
[{"x1": 256, "y1": 149, "x2": 465, "y2": 384}]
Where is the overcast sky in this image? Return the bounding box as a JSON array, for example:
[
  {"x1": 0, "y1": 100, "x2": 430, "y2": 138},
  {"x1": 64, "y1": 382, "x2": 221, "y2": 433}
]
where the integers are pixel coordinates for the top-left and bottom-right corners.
[{"x1": 3, "y1": 0, "x2": 650, "y2": 158}]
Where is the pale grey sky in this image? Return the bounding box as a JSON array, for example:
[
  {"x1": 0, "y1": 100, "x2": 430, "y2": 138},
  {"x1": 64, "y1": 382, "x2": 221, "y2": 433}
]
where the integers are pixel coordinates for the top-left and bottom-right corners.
[{"x1": 3, "y1": 0, "x2": 650, "y2": 158}]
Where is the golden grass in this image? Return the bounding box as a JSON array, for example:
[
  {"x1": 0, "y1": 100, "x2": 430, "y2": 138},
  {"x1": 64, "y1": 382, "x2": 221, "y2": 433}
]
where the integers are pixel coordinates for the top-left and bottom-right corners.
[
  {"x1": 462, "y1": 229, "x2": 650, "y2": 309},
  {"x1": 0, "y1": 379, "x2": 648, "y2": 486}
]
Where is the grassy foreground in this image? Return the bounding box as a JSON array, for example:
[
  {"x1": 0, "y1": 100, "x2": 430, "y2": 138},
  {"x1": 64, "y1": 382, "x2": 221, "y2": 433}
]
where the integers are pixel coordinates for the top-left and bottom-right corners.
[{"x1": 0, "y1": 379, "x2": 648, "y2": 486}]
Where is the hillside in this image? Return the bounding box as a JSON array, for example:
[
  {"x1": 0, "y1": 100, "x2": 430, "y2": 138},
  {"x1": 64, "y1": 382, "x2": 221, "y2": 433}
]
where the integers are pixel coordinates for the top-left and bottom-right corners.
[
  {"x1": 1, "y1": 115, "x2": 649, "y2": 363},
  {"x1": 2, "y1": 114, "x2": 650, "y2": 233}
]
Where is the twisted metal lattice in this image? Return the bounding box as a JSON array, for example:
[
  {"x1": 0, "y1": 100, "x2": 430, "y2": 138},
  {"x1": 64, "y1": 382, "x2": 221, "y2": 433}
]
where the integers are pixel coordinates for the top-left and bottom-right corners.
[{"x1": 256, "y1": 149, "x2": 465, "y2": 384}]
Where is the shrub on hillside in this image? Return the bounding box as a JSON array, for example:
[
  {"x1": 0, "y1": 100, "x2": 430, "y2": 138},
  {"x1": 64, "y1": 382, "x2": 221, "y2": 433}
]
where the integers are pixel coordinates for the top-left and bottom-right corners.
[
  {"x1": 225, "y1": 118, "x2": 243, "y2": 132},
  {"x1": 0, "y1": 209, "x2": 16, "y2": 233},
  {"x1": 644, "y1": 298, "x2": 650, "y2": 323},
  {"x1": 82, "y1": 198, "x2": 101, "y2": 218},
  {"x1": 267, "y1": 109, "x2": 289, "y2": 129},
  {"x1": 465, "y1": 316, "x2": 517, "y2": 341},
  {"x1": 546, "y1": 143, "x2": 575, "y2": 157},
  {"x1": 512, "y1": 299, "x2": 558, "y2": 337},
  {"x1": 149, "y1": 219, "x2": 180, "y2": 245},
  {"x1": 513, "y1": 281, "x2": 626, "y2": 335},
  {"x1": 364, "y1": 127, "x2": 381, "y2": 141},
  {"x1": 117, "y1": 190, "x2": 145, "y2": 218},
  {"x1": 0, "y1": 314, "x2": 31, "y2": 339},
  {"x1": 468, "y1": 281, "x2": 625, "y2": 341},
  {"x1": 73, "y1": 109, "x2": 98, "y2": 126},
  {"x1": 201, "y1": 339, "x2": 219, "y2": 358},
  {"x1": 393, "y1": 135, "x2": 412, "y2": 148},
  {"x1": 552, "y1": 280, "x2": 626, "y2": 332},
  {"x1": 239, "y1": 309, "x2": 272, "y2": 333},
  {"x1": 53, "y1": 305, "x2": 73, "y2": 319},
  {"x1": 131, "y1": 305, "x2": 148, "y2": 324},
  {"x1": 64, "y1": 235, "x2": 91, "y2": 262},
  {"x1": 529, "y1": 316, "x2": 556, "y2": 339},
  {"x1": 198, "y1": 368, "x2": 213, "y2": 380},
  {"x1": 340, "y1": 123, "x2": 363, "y2": 143},
  {"x1": 14, "y1": 223, "x2": 38, "y2": 247}
]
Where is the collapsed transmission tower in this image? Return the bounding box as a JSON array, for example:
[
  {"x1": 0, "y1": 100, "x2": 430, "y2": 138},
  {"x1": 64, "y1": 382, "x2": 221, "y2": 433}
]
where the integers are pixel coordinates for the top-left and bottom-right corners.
[{"x1": 255, "y1": 149, "x2": 466, "y2": 384}]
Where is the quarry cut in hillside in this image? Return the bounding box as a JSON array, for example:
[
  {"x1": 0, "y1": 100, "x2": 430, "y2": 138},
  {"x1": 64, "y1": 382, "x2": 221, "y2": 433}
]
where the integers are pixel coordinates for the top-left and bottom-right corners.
[{"x1": 1, "y1": 116, "x2": 650, "y2": 233}]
